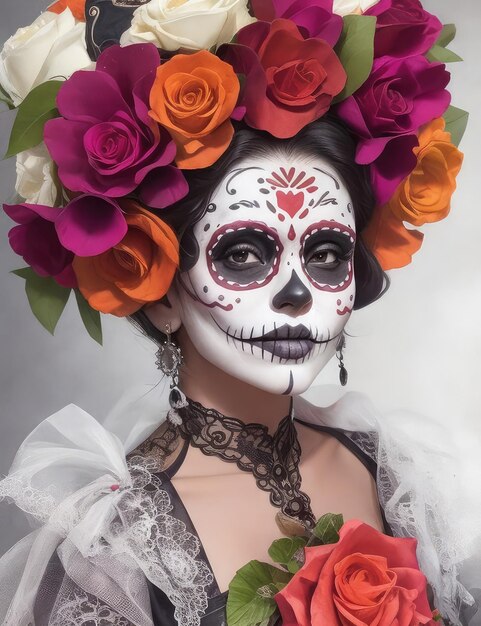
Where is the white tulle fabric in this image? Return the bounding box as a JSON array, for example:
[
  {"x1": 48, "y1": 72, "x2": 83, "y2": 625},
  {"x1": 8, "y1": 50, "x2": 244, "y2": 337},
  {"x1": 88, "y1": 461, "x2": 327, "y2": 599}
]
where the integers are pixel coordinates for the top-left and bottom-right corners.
[{"x1": 0, "y1": 382, "x2": 479, "y2": 625}]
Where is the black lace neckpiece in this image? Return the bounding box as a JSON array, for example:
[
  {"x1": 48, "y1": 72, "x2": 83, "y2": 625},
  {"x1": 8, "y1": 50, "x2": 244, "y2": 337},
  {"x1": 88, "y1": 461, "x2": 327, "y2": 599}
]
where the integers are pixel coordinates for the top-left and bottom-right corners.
[{"x1": 175, "y1": 399, "x2": 317, "y2": 530}]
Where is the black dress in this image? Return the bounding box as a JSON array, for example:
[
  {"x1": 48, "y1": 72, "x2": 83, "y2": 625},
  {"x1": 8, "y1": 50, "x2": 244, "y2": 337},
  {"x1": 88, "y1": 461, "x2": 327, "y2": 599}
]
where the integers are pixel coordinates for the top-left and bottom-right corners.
[{"x1": 147, "y1": 419, "x2": 393, "y2": 626}]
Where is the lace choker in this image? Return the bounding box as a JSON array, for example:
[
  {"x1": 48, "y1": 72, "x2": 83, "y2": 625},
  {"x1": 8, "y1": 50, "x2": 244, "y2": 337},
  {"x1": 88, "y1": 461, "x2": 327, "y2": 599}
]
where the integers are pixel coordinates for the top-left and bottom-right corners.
[{"x1": 171, "y1": 399, "x2": 317, "y2": 531}]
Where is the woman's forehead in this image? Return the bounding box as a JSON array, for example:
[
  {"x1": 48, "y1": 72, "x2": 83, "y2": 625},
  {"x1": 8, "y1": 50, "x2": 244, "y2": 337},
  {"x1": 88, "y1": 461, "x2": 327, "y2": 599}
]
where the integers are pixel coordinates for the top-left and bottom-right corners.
[{"x1": 202, "y1": 154, "x2": 355, "y2": 234}]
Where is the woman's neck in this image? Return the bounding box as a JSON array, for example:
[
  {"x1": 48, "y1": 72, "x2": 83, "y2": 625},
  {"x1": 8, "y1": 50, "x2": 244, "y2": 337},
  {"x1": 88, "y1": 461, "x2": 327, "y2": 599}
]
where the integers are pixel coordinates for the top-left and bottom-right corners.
[{"x1": 177, "y1": 328, "x2": 291, "y2": 433}]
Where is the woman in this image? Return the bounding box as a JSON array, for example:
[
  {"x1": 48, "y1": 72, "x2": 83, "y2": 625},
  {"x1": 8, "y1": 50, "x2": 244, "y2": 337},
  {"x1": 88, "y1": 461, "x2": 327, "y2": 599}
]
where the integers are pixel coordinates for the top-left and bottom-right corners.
[{"x1": 0, "y1": 0, "x2": 479, "y2": 624}]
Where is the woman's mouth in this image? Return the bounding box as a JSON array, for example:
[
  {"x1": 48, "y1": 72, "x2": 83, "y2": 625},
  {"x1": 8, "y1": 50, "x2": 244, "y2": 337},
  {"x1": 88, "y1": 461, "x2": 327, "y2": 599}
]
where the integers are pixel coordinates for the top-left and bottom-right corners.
[{"x1": 212, "y1": 319, "x2": 331, "y2": 361}]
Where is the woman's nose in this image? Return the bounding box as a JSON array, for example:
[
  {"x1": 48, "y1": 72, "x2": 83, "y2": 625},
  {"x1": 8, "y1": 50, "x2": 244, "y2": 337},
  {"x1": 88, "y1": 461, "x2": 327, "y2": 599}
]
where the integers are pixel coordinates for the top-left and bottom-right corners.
[{"x1": 272, "y1": 270, "x2": 313, "y2": 316}]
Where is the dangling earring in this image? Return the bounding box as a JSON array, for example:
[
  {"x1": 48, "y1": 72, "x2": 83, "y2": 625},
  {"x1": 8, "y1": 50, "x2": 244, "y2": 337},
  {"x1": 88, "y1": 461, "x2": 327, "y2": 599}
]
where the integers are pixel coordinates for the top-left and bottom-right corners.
[
  {"x1": 155, "y1": 323, "x2": 188, "y2": 426},
  {"x1": 336, "y1": 333, "x2": 348, "y2": 387}
]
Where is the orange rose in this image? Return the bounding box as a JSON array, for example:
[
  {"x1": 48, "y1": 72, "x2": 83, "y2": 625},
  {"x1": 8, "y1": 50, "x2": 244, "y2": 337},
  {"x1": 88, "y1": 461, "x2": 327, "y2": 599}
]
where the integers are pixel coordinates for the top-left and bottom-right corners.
[
  {"x1": 73, "y1": 201, "x2": 179, "y2": 316},
  {"x1": 389, "y1": 118, "x2": 463, "y2": 227},
  {"x1": 48, "y1": 0, "x2": 86, "y2": 21},
  {"x1": 275, "y1": 519, "x2": 435, "y2": 626},
  {"x1": 149, "y1": 50, "x2": 240, "y2": 170}
]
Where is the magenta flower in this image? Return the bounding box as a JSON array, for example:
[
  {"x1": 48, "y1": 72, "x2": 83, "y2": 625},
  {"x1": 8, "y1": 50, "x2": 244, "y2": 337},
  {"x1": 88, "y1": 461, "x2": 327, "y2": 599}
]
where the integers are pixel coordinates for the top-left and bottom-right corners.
[
  {"x1": 44, "y1": 43, "x2": 188, "y2": 209},
  {"x1": 4, "y1": 203, "x2": 77, "y2": 288},
  {"x1": 336, "y1": 55, "x2": 451, "y2": 203},
  {"x1": 366, "y1": 0, "x2": 442, "y2": 59},
  {"x1": 4, "y1": 194, "x2": 128, "y2": 289},
  {"x1": 55, "y1": 195, "x2": 127, "y2": 256},
  {"x1": 250, "y1": 0, "x2": 343, "y2": 46}
]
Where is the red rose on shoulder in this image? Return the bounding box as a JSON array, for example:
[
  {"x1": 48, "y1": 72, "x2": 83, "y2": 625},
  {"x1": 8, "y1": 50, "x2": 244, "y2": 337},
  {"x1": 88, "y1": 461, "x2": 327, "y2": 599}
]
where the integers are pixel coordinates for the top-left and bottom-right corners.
[
  {"x1": 220, "y1": 19, "x2": 346, "y2": 138},
  {"x1": 275, "y1": 519, "x2": 435, "y2": 625}
]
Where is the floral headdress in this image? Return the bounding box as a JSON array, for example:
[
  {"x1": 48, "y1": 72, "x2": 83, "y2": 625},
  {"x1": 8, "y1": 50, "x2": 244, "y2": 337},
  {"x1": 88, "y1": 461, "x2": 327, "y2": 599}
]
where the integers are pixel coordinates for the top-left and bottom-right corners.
[{"x1": 1, "y1": 0, "x2": 467, "y2": 343}]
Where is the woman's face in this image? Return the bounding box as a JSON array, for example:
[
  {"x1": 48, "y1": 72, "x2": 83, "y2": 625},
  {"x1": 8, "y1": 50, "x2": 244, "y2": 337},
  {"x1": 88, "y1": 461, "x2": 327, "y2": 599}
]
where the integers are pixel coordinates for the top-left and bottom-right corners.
[{"x1": 174, "y1": 153, "x2": 356, "y2": 395}]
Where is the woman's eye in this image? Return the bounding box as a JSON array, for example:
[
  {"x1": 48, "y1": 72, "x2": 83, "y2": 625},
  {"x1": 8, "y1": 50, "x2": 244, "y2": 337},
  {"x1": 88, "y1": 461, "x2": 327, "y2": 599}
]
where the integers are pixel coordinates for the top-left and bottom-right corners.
[
  {"x1": 306, "y1": 248, "x2": 340, "y2": 266},
  {"x1": 223, "y1": 247, "x2": 263, "y2": 266}
]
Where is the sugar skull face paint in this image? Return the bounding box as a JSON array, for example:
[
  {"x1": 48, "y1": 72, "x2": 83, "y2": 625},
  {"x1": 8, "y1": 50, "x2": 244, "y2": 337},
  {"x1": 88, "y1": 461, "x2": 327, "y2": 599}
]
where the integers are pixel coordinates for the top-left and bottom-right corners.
[{"x1": 175, "y1": 154, "x2": 357, "y2": 395}]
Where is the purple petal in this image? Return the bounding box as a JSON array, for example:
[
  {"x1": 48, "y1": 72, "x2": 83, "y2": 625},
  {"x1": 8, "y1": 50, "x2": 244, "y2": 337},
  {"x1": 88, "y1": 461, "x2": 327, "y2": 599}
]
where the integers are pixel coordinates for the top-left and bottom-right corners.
[
  {"x1": 231, "y1": 105, "x2": 247, "y2": 121},
  {"x1": 4, "y1": 203, "x2": 59, "y2": 225},
  {"x1": 133, "y1": 70, "x2": 157, "y2": 127},
  {"x1": 365, "y1": 0, "x2": 392, "y2": 16},
  {"x1": 138, "y1": 166, "x2": 189, "y2": 209},
  {"x1": 56, "y1": 195, "x2": 127, "y2": 256},
  {"x1": 9, "y1": 220, "x2": 73, "y2": 277},
  {"x1": 96, "y1": 44, "x2": 160, "y2": 106},
  {"x1": 56, "y1": 71, "x2": 128, "y2": 123},
  {"x1": 54, "y1": 264, "x2": 78, "y2": 289},
  {"x1": 368, "y1": 134, "x2": 418, "y2": 204}
]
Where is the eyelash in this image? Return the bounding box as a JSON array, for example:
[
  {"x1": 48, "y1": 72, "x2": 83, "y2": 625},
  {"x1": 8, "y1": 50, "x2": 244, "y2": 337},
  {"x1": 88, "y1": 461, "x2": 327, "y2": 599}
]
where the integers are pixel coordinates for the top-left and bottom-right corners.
[
  {"x1": 305, "y1": 243, "x2": 351, "y2": 265},
  {"x1": 221, "y1": 243, "x2": 263, "y2": 262}
]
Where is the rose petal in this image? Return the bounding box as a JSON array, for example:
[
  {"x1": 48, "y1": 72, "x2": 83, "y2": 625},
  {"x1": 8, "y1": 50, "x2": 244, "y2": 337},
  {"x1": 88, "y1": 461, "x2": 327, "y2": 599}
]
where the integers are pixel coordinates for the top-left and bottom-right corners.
[
  {"x1": 96, "y1": 43, "x2": 160, "y2": 106},
  {"x1": 56, "y1": 70, "x2": 129, "y2": 123},
  {"x1": 137, "y1": 165, "x2": 189, "y2": 209},
  {"x1": 56, "y1": 195, "x2": 127, "y2": 256},
  {"x1": 4, "y1": 202, "x2": 59, "y2": 224}
]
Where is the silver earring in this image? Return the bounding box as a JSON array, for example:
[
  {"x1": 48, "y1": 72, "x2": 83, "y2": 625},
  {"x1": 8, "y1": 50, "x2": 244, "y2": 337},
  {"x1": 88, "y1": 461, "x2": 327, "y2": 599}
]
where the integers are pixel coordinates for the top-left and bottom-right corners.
[
  {"x1": 336, "y1": 334, "x2": 348, "y2": 387},
  {"x1": 155, "y1": 323, "x2": 188, "y2": 426}
]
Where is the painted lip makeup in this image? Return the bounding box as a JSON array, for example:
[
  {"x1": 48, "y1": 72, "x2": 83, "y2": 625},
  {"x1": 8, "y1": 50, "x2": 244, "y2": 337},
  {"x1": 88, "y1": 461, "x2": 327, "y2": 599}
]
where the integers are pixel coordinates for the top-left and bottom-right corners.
[{"x1": 249, "y1": 324, "x2": 313, "y2": 359}]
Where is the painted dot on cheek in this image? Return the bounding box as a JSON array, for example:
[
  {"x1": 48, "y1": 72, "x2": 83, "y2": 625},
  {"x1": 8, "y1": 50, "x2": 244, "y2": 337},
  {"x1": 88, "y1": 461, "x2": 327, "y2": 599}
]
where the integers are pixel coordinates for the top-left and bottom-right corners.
[
  {"x1": 203, "y1": 286, "x2": 208, "y2": 293},
  {"x1": 350, "y1": 295, "x2": 353, "y2": 301},
  {"x1": 257, "y1": 178, "x2": 265, "y2": 184},
  {"x1": 337, "y1": 299, "x2": 341, "y2": 305},
  {"x1": 219, "y1": 295, "x2": 225, "y2": 301},
  {"x1": 204, "y1": 224, "x2": 210, "y2": 232},
  {"x1": 235, "y1": 298, "x2": 241, "y2": 304},
  {"x1": 278, "y1": 214, "x2": 285, "y2": 222}
]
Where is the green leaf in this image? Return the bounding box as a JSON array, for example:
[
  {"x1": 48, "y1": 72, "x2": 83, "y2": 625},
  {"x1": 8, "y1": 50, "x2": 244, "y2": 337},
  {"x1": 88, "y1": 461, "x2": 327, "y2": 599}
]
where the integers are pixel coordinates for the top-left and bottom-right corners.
[
  {"x1": 426, "y1": 44, "x2": 463, "y2": 64},
  {"x1": 443, "y1": 105, "x2": 469, "y2": 147},
  {"x1": 309, "y1": 513, "x2": 344, "y2": 546},
  {"x1": 268, "y1": 537, "x2": 306, "y2": 573},
  {"x1": 0, "y1": 84, "x2": 14, "y2": 110},
  {"x1": 75, "y1": 289, "x2": 103, "y2": 346},
  {"x1": 334, "y1": 15, "x2": 376, "y2": 103},
  {"x1": 11, "y1": 267, "x2": 32, "y2": 280},
  {"x1": 5, "y1": 80, "x2": 62, "y2": 158},
  {"x1": 12, "y1": 267, "x2": 71, "y2": 334},
  {"x1": 436, "y1": 24, "x2": 456, "y2": 48},
  {"x1": 227, "y1": 561, "x2": 291, "y2": 626}
]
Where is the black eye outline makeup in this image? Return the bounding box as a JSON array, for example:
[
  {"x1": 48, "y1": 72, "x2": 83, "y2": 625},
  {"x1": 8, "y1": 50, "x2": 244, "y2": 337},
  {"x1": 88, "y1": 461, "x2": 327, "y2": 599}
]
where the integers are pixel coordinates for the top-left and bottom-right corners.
[
  {"x1": 299, "y1": 220, "x2": 356, "y2": 292},
  {"x1": 206, "y1": 221, "x2": 284, "y2": 290}
]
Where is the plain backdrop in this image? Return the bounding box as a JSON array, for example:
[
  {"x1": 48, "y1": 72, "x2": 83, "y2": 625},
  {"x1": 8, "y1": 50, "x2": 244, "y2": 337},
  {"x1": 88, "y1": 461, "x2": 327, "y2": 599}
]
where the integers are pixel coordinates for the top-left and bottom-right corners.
[{"x1": 0, "y1": 0, "x2": 480, "y2": 553}]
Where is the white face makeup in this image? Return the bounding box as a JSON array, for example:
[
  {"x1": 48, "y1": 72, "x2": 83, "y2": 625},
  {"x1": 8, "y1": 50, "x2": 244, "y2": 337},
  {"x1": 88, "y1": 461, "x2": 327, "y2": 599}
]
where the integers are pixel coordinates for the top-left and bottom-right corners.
[{"x1": 174, "y1": 154, "x2": 356, "y2": 395}]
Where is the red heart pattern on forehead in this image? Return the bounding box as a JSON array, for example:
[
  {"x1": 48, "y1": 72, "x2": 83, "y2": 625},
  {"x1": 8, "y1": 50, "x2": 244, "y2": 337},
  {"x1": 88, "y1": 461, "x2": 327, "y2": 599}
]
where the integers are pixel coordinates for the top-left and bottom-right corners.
[
  {"x1": 266, "y1": 167, "x2": 319, "y2": 218},
  {"x1": 276, "y1": 190, "x2": 304, "y2": 218}
]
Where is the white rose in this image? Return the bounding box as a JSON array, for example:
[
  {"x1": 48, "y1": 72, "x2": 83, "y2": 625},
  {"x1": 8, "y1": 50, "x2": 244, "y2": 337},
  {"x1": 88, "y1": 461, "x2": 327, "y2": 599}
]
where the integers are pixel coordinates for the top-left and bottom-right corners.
[
  {"x1": 15, "y1": 143, "x2": 60, "y2": 206},
  {"x1": 333, "y1": 0, "x2": 381, "y2": 16},
  {"x1": 120, "y1": 0, "x2": 255, "y2": 51},
  {"x1": 0, "y1": 8, "x2": 91, "y2": 106}
]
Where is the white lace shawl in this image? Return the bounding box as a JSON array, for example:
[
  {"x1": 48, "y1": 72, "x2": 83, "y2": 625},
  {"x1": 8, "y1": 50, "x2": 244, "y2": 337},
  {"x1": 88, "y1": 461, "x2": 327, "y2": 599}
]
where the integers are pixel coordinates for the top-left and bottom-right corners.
[{"x1": 0, "y1": 382, "x2": 479, "y2": 625}]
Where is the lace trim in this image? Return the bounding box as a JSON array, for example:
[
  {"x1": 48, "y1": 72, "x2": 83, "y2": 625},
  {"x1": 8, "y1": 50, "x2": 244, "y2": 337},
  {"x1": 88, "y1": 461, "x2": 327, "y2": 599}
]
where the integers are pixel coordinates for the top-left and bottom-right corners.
[
  {"x1": 50, "y1": 577, "x2": 131, "y2": 626},
  {"x1": 108, "y1": 455, "x2": 214, "y2": 626},
  {"x1": 177, "y1": 400, "x2": 316, "y2": 530},
  {"x1": 130, "y1": 421, "x2": 181, "y2": 473}
]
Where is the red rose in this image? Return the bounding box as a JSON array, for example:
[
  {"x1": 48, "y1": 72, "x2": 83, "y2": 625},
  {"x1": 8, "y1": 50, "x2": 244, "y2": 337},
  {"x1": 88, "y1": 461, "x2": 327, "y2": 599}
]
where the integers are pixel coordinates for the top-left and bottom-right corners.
[
  {"x1": 221, "y1": 19, "x2": 346, "y2": 138},
  {"x1": 275, "y1": 519, "x2": 435, "y2": 625}
]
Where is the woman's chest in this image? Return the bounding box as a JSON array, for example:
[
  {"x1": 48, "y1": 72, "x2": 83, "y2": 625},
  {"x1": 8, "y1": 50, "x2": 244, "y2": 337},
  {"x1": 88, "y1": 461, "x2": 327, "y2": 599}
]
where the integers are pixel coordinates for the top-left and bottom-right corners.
[{"x1": 169, "y1": 433, "x2": 384, "y2": 593}]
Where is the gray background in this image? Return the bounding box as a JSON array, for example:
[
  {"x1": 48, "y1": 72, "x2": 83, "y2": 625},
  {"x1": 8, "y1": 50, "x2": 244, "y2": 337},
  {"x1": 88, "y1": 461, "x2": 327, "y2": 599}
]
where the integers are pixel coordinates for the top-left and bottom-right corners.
[{"x1": 1, "y1": 0, "x2": 480, "y2": 553}]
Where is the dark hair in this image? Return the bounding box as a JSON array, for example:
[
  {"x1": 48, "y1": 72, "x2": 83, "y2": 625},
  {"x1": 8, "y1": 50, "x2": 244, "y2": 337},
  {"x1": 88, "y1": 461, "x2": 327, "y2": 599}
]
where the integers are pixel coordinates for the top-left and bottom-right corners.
[{"x1": 130, "y1": 114, "x2": 389, "y2": 344}]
